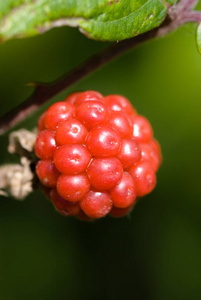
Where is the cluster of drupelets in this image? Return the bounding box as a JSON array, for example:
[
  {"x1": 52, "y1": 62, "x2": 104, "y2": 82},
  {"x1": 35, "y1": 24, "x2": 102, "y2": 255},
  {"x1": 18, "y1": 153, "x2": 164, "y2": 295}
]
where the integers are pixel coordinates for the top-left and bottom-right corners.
[{"x1": 35, "y1": 91, "x2": 162, "y2": 220}]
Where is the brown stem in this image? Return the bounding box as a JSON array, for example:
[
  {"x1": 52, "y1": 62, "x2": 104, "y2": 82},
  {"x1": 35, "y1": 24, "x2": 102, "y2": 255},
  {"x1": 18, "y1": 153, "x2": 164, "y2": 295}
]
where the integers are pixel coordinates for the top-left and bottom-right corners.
[
  {"x1": 0, "y1": 3, "x2": 201, "y2": 136},
  {"x1": 181, "y1": 11, "x2": 201, "y2": 23},
  {"x1": 177, "y1": 0, "x2": 199, "y2": 10},
  {"x1": 0, "y1": 29, "x2": 165, "y2": 135}
]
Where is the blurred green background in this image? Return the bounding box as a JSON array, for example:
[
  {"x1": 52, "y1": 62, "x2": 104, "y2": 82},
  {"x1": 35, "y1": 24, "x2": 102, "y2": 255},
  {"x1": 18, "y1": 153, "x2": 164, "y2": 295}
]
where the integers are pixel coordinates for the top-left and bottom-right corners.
[{"x1": 1, "y1": 17, "x2": 201, "y2": 300}]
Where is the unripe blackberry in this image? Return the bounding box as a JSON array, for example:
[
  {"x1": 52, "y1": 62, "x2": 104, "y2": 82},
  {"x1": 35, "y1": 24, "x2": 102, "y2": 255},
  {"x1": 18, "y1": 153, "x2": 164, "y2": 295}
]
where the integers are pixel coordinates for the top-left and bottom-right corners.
[{"x1": 35, "y1": 91, "x2": 162, "y2": 220}]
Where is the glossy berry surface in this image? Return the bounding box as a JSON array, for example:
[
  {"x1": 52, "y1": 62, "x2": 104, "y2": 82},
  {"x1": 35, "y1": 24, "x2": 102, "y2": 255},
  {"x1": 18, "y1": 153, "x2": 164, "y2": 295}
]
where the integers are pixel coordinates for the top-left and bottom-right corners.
[
  {"x1": 140, "y1": 143, "x2": 161, "y2": 172},
  {"x1": 110, "y1": 172, "x2": 136, "y2": 208},
  {"x1": 132, "y1": 115, "x2": 153, "y2": 143},
  {"x1": 37, "y1": 112, "x2": 46, "y2": 132},
  {"x1": 35, "y1": 130, "x2": 57, "y2": 159},
  {"x1": 80, "y1": 189, "x2": 112, "y2": 219},
  {"x1": 76, "y1": 100, "x2": 107, "y2": 130},
  {"x1": 105, "y1": 94, "x2": 136, "y2": 115},
  {"x1": 116, "y1": 138, "x2": 141, "y2": 169},
  {"x1": 86, "y1": 125, "x2": 121, "y2": 157},
  {"x1": 50, "y1": 189, "x2": 80, "y2": 216},
  {"x1": 45, "y1": 102, "x2": 75, "y2": 130},
  {"x1": 53, "y1": 144, "x2": 91, "y2": 174},
  {"x1": 36, "y1": 159, "x2": 60, "y2": 188},
  {"x1": 129, "y1": 161, "x2": 156, "y2": 197},
  {"x1": 107, "y1": 111, "x2": 133, "y2": 138},
  {"x1": 57, "y1": 173, "x2": 90, "y2": 201},
  {"x1": 73, "y1": 90, "x2": 104, "y2": 106},
  {"x1": 55, "y1": 119, "x2": 88, "y2": 145},
  {"x1": 87, "y1": 157, "x2": 123, "y2": 190},
  {"x1": 35, "y1": 91, "x2": 162, "y2": 220}
]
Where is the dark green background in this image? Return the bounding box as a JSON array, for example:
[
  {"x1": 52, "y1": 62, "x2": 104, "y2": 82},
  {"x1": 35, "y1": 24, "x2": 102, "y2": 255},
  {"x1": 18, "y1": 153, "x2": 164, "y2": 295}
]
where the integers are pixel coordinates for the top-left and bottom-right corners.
[{"x1": 0, "y1": 19, "x2": 201, "y2": 300}]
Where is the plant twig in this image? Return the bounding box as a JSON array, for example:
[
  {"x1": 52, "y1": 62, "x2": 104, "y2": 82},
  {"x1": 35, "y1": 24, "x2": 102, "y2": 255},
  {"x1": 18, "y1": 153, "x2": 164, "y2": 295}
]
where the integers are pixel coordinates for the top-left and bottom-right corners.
[
  {"x1": 177, "y1": 0, "x2": 199, "y2": 10},
  {"x1": 0, "y1": 29, "x2": 160, "y2": 135},
  {"x1": 0, "y1": 2, "x2": 201, "y2": 136},
  {"x1": 181, "y1": 11, "x2": 201, "y2": 23}
]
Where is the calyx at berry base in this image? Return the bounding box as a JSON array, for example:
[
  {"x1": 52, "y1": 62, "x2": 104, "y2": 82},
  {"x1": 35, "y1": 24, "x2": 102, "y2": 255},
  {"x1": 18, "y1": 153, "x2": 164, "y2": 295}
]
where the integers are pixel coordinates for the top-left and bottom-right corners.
[{"x1": 34, "y1": 91, "x2": 162, "y2": 220}]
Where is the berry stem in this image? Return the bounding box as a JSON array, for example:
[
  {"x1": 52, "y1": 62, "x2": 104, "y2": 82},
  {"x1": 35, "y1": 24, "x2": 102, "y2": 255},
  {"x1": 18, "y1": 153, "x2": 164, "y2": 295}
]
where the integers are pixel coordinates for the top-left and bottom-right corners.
[
  {"x1": 0, "y1": 3, "x2": 201, "y2": 136},
  {"x1": 177, "y1": 0, "x2": 199, "y2": 10}
]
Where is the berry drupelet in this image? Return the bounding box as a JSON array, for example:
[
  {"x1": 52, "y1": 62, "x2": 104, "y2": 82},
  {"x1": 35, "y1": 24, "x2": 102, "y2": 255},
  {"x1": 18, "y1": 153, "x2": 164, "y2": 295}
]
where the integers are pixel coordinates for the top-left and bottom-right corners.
[{"x1": 35, "y1": 91, "x2": 162, "y2": 220}]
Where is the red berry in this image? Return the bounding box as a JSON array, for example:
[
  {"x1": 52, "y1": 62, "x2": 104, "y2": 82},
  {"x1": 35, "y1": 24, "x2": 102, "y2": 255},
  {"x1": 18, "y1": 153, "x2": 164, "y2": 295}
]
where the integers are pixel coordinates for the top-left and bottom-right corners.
[
  {"x1": 57, "y1": 173, "x2": 90, "y2": 201},
  {"x1": 105, "y1": 94, "x2": 136, "y2": 115},
  {"x1": 45, "y1": 101, "x2": 75, "y2": 130},
  {"x1": 76, "y1": 100, "x2": 107, "y2": 130},
  {"x1": 65, "y1": 92, "x2": 81, "y2": 105},
  {"x1": 55, "y1": 118, "x2": 88, "y2": 145},
  {"x1": 110, "y1": 172, "x2": 136, "y2": 208},
  {"x1": 116, "y1": 138, "x2": 141, "y2": 169},
  {"x1": 50, "y1": 189, "x2": 80, "y2": 216},
  {"x1": 132, "y1": 115, "x2": 153, "y2": 143},
  {"x1": 109, "y1": 203, "x2": 134, "y2": 218},
  {"x1": 35, "y1": 91, "x2": 161, "y2": 220},
  {"x1": 150, "y1": 139, "x2": 162, "y2": 168},
  {"x1": 54, "y1": 144, "x2": 91, "y2": 174},
  {"x1": 36, "y1": 160, "x2": 60, "y2": 187},
  {"x1": 35, "y1": 130, "x2": 57, "y2": 159},
  {"x1": 87, "y1": 157, "x2": 123, "y2": 190},
  {"x1": 150, "y1": 139, "x2": 161, "y2": 154},
  {"x1": 140, "y1": 143, "x2": 161, "y2": 172},
  {"x1": 80, "y1": 189, "x2": 112, "y2": 219},
  {"x1": 37, "y1": 112, "x2": 46, "y2": 131},
  {"x1": 74, "y1": 90, "x2": 104, "y2": 106},
  {"x1": 86, "y1": 125, "x2": 121, "y2": 157},
  {"x1": 129, "y1": 161, "x2": 156, "y2": 197},
  {"x1": 107, "y1": 111, "x2": 133, "y2": 138}
]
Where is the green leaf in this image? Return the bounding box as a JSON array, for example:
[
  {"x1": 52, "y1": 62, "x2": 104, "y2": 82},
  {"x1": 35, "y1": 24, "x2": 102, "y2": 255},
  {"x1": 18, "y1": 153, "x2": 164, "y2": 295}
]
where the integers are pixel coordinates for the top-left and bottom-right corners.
[
  {"x1": 0, "y1": 0, "x2": 171, "y2": 42},
  {"x1": 196, "y1": 23, "x2": 201, "y2": 54}
]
